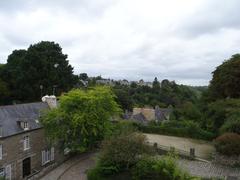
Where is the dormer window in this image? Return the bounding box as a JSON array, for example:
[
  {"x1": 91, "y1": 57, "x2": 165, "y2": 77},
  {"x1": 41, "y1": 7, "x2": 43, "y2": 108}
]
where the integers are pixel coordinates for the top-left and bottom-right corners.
[
  {"x1": 23, "y1": 122, "x2": 29, "y2": 130},
  {"x1": 18, "y1": 121, "x2": 29, "y2": 130}
]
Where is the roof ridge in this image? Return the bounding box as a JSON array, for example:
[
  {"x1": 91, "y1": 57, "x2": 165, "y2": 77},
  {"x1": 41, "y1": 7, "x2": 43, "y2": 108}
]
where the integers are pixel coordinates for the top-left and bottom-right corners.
[{"x1": 0, "y1": 102, "x2": 45, "y2": 108}]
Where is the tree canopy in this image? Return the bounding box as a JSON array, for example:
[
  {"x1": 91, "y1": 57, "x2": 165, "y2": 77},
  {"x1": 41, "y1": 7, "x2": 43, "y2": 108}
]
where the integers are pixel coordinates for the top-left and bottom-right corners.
[
  {"x1": 0, "y1": 41, "x2": 77, "y2": 104},
  {"x1": 41, "y1": 86, "x2": 121, "y2": 152},
  {"x1": 209, "y1": 54, "x2": 240, "y2": 100},
  {"x1": 112, "y1": 79, "x2": 200, "y2": 111}
]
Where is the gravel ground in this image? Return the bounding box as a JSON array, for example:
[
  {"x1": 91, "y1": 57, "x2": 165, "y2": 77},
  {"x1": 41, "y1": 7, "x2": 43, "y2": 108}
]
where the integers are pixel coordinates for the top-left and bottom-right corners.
[
  {"x1": 178, "y1": 158, "x2": 240, "y2": 179},
  {"x1": 145, "y1": 133, "x2": 215, "y2": 160}
]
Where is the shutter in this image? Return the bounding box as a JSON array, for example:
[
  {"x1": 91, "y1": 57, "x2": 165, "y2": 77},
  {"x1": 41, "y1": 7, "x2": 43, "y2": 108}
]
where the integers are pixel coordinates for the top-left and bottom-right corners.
[
  {"x1": 5, "y1": 164, "x2": 11, "y2": 180},
  {"x1": 0, "y1": 145, "x2": 2, "y2": 160},
  {"x1": 51, "y1": 147, "x2": 54, "y2": 161},
  {"x1": 23, "y1": 138, "x2": 26, "y2": 150},
  {"x1": 42, "y1": 151, "x2": 45, "y2": 165}
]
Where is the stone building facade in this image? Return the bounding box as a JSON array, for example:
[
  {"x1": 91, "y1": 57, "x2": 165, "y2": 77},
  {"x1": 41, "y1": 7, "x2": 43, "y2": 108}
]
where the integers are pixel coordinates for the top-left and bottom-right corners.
[{"x1": 0, "y1": 96, "x2": 65, "y2": 180}]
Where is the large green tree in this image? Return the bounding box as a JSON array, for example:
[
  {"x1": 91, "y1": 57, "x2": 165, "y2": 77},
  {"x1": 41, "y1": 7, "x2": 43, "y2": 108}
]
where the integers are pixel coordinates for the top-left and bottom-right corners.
[
  {"x1": 209, "y1": 54, "x2": 240, "y2": 100},
  {"x1": 1, "y1": 41, "x2": 77, "y2": 103},
  {"x1": 41, "y1": 86, "x2": 121, "y2": 152},
  {"x1": 203, "y1": 99, "x2": 240, "y2": 132},
  {"x1": 0, "y1": 64, "x2": 10, "y2": 104}
]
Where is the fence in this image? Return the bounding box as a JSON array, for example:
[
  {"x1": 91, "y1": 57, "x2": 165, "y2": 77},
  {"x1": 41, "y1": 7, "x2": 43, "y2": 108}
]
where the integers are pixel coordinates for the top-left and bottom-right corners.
[{"x1": 147, "y1": 142, "x2": 200, "y2": 160}]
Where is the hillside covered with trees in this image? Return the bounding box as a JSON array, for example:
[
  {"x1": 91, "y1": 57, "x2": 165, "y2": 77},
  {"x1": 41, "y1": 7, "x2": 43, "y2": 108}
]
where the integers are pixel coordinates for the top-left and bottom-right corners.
[{"x1": 1, "y1": 41, "x2": 239, "y2": 142}]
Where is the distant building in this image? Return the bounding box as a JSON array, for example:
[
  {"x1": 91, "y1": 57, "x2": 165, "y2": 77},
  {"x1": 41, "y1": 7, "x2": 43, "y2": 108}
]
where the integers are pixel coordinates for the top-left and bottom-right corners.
[
  {"x1": 0, "y1": 96, "x2": 66, "y2": 180},
  {"x1": 96, "y1": 79, "x2": 115, "y2": 86},
  {"x1": 124, "y1": 106, "x2": 172, "y2": 124},
  {"x1": 118, "y1": 79, "x2": 130, "y2": 86},
  {"x1": 137, "y1": 80, "x2": 153, "y2": 88}
]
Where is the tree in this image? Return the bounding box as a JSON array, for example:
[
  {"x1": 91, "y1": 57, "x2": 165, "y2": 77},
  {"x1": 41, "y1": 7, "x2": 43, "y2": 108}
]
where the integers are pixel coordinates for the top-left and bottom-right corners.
[
  {"x1": 209, "y1": 54, "x2": 240, "y2": 100},
  {"x1": 1, "y1": 41, "x2": 78, "y2": 103},
  {"x1": 41, "y1": 86, "x2": 121, "y2": 152},
  {"x1": 220, "y1": 112, "x2": 240, "y2": 134},
  {"x1": 0, "y1": 78, "x2": 10, "y2": 105},
  {"x1": 79, "y1": 73, "x2": 88, "y2": 81},
  {"x1": 204, "y1": 99, "x2": 240, "y2": 132},
  {"x1": 113, "y1": 88, "x2": 133, "y2": 111},
  {"x1": 173, "y1": 101, "x2": 201, "y2": 121},
  {"x1": 152, "y1": 77, "x2": 160, "y2": 93}
]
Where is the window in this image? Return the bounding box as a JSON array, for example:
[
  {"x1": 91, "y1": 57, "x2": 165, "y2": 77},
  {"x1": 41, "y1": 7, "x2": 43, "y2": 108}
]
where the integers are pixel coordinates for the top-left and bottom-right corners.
[
  {"x1": 0, "y1": 145, "x2": 2, "y2": 160},
  {"x1": 18, "y1": 121, "x2": 29, "y2": 130},
  {"x1": 0, "y1": 168, "x2": 4, "y2": 177},
  {"x1": 23, "y1": 136, "x2": 30, "y2": 150},
  {"x1": 41, "y1": 147, "x2": 54, "y2": 165},
  {"x1": 23, "y1": 122, "x2": 29, "y2": 130}
]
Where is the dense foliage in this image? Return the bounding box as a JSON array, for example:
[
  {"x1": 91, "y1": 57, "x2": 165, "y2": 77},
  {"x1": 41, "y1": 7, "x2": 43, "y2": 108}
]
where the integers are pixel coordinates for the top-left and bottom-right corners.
[
  {"x1": 220, "y1": 115, "x2": 240, "y2": 134},
  {"x1": 136, "y1": 121, "x2": 215, "y2": 140},
  {"x1": 129, "y1": 54, "x2": 240, "y2": 154},
  {"x1": 202, "y1": 99, "x2": 240, "y2": 133},
  {"x1": 215, "y1": 133, "x2": 240, "y2": 156},
  {"x1": 132, "y1": 155, "x2": 195, "y2": 180},
  {"x1": 88, "y1": 122, "x2": 197, "y2": 180},
  {"x1": 0, "y1": 41, "x2": 77, "y2": 104},
  {"x1": 112, "y1": 79, "x2": 202, "y2": 111},
  {"x1": 209, "y1": 54, "x2": 240, "y2": 100},
  {"x1": 87, "y1": 122, "x2": 151, "y2": 179},
  {"x1": 41, "y1": 86, "x2": 120, "y2": 153}
]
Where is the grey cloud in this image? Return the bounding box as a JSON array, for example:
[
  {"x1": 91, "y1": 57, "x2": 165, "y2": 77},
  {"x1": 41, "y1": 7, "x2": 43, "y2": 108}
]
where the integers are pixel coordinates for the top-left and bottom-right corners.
[
  {"x1": 1, "y1": 0, "x2": 240, "y2": 85},
  {"x1": 179, "y1": 0, "x2": 240, "y2": 37}
]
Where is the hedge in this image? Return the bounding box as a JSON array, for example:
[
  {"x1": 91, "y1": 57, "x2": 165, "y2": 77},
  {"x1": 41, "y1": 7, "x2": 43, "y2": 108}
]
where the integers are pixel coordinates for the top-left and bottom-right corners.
[{"x1": 135, "y1": 122, "x2": 215, "y2": 140}]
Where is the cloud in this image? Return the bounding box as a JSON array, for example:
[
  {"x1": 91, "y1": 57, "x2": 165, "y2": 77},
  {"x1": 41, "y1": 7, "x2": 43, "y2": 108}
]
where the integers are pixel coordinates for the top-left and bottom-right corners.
[
  {"x1": 1, "y1": 0, "x2": 240, "y2": 85},
  {"x1": 178, "y1": 0, "x2": 240, "y2": 37}
]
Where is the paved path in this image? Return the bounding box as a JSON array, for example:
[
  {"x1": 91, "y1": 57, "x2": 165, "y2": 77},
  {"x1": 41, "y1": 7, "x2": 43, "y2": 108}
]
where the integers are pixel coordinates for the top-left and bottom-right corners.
[
  {"x1": 40, "y1": 152, "x2": 96, "y2": 180},
  {"x1": 178, "y1": 159, "x2": 240, "y2": 179}
]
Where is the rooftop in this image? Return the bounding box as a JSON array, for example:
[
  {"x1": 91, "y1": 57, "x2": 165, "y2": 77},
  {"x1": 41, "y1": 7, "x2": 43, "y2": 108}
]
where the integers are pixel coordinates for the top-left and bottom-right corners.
[{"x1": 0, "y1": 102, "x2": 49, "y2": 138}]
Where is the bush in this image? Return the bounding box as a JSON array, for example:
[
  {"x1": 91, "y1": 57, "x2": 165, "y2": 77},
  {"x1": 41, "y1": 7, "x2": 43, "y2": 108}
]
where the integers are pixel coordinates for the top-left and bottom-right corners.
[
  {"x1": 215, "y1": 133, "x2": 240, "y2": 156},
  {"x1": 88, "y1": 126, "x2": 153, "y2": 179},
  {"x1": 132, "y1": 155, "x2": 196, "y2": 180},
  {"x1": 87, "y1": 167, "x2": 105, "y2": 180},
  {"x1": 99, "y1": 132, "x2": 152, "y2": 172},
  {"x1": 136, "y1": 121, "x2": 215, "y2": 140},
  {"x1": 220, "y1": 116, "x2": 240, "y2": 134}
]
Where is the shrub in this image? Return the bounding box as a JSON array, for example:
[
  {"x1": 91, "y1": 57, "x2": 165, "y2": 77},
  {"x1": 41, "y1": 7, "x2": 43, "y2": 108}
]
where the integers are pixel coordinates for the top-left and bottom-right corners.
[
  {"x1": 136, "y1": 121, "x2": 215, "y2": 140},
  {"x1": 87, "y1": 167, "x2": 105, "y2": 180},
  {"x1": 220, "y1": 117, "x2": 240, "y2": 134},
  {"x1": 99, "y1": 132, "x2": 152, "y2": 172},
  {"x1": 88, "y1": 127, "x2": 153, "y2": 179},
  {"x1": 215, "y1": 133, "x2": 240, "y2": 156},
  {"x1": 132, "y1": 155, "x2": 196, "y2": 180}
]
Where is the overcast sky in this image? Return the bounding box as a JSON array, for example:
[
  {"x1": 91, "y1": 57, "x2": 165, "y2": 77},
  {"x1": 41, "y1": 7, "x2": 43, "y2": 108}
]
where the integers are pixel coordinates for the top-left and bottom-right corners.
[{"x1": 1, "y1": 0, "x2": 240, "y2": 85}]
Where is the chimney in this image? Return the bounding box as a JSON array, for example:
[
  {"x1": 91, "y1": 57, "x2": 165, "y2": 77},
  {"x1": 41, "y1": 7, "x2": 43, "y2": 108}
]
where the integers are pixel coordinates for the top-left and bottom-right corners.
[{"x1": 42, "y1": 95, "x2": 57, "y2": 109}]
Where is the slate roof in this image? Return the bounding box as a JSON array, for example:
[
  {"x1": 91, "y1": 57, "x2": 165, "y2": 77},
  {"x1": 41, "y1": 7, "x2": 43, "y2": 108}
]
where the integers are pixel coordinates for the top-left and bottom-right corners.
[
  {"x1": 155, "y1": 107, "x2": 172, "y2": 121},
  {"x1": 0, "y1": 102, "x2": 49, "y2": 138},
  {"x1": 123, "y1": 107, "x2": 172, "y2": 124},
  {"x1": 131, "y1": 113, "x2": 148, "y2": 124}
]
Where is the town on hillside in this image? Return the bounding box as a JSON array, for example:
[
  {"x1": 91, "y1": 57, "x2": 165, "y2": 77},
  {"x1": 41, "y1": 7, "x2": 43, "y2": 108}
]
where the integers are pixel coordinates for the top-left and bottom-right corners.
[{"x1": 0, "y1": 1, "x2": 240, "y2": 180}]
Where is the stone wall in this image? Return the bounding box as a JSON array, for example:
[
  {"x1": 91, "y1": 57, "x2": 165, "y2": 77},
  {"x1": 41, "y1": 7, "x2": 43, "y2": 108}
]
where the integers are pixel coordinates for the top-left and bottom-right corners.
[{"x1": 0, "y1": 129, "x2": 65, "y2": 179}]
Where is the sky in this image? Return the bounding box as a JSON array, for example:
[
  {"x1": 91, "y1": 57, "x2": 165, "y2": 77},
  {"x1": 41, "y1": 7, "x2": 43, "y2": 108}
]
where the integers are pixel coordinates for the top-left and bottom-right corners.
[{"x1": 0, "y1": 0, "x2": 240, "y2": 86}]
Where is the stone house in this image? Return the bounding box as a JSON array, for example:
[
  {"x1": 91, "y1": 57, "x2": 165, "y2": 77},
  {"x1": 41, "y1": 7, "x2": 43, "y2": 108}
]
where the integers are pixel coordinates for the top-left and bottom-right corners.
[
  {"x1": 124, "y1": 106, "x2": 172, "y2": 124},
  {"x1": 0, "y1": 96, "x2": 65, "y2": 180}
]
